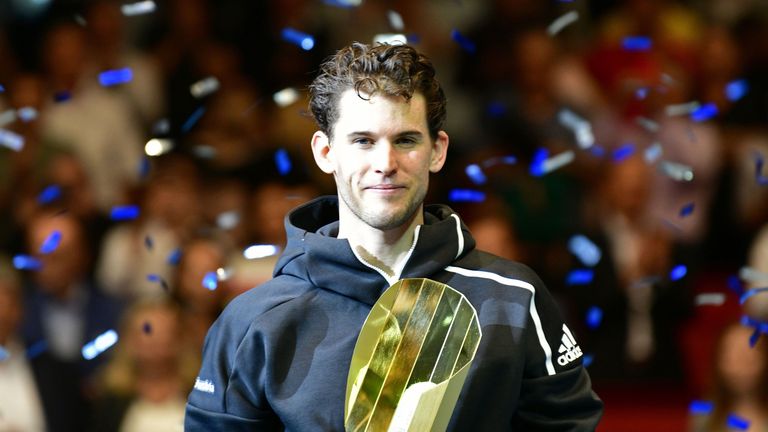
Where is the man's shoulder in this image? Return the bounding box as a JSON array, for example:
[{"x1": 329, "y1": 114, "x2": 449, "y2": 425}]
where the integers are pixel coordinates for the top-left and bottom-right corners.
[
  {"x1": 454, "y1": 249, "x2": 543, "y2": 286},
  {"x1": 217, "y1": 275, "x2": 315, "y2": 330}
]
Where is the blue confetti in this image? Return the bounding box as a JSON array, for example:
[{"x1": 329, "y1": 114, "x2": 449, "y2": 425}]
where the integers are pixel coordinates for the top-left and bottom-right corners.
[
  {"x1": 53, "y1": 91, "x2": 71, "y2": 103},
  {"x1": 110, "y1": 205, "x2": 140, "y2": 221},
  {"x1": 323, "y1": 0, "x2": 359, "y2": 7},
  {"x1": 481, "y1": 155, "x2": 516, "y2": 168},
  {"x1": 144, "y1": 235, "x2": 153, "y2": 250},
  {"x1": 487, "y1": 101, "x2": 506, "y2": 118},
  {"x1": 146, "y1": 274, "x2": 161, "y2": 283},
  {"x1": 143, "y1": 321, "x2": 152, "y2": 334},
  {"x1": 586, "y1": 306, "x2": 603, "y2": 329},
  {"x1": 406, "y1": 33, "x2": 421, "y2": 44},
  {"x1": 40, "y1": 230, "x2": 62, "y2": 254},
  {"x1": 0, "y1": 84, "x2": 4, "y2": 93},
  {"x1": 26, "y1": 340, "x2": 47, "y2": 359},
  {"x1": 98, "y1": 68, "x2": 133, "y2": 87},
  {"x1": 82, "y1": 329, "x2": 118, "y2": 360},
  {"x1": 755, "y1": 152, "x2": 768, "y2": 186},
  {"x1": 566, "y1": 269, "x2": 594, "y2": 285},
  {"x1": 138, "y1": 157, "x2": 151, "y2": 179},
  {"x1": 17, "y1": 107, "x2": 38, "y2": 122},
  {"x1": 282, "y1": 27, "x2": 315, "y2": 50},
  {"x1": 13, "y1": 255, "x2": 42, "y2": 271},
  {"x1": 612, "y1": 143, "x2": 635, "y2": 162},
  {"x1": 669, "y1": 264, "x2": 687, "y2": 281},
  {"x1": 181, "y1": 106, "x2": 206, "y2": 133},
  {"x1": 582, "y1": 353, "x2": 593, "y2": 367},
  {"x1": 750, "y1": 328, "x2": 761, "y2": 347},
  {"x1": 726, "y1": 414, "x2": 750, "y2": 431},
  {"x1": 725, "y1": 79, "x2": 748, "y2": 102},
  {"x1": 202, "y1": 272, "x2": 218, "y2": 290},
  {"x1": 0, "y1": 345, "x2": 8, "y2": 361},
  {"x1": 728, "y1": 275, "x2": 745, "y2": 297},
  {"x1": 451, "y1": 29, "x2": 476, "y2": 54},
  {"x1": 465, "y1": 164, "x2": 487, "y2": 185},
  {"x1": 590, "y1": 145, "x2": 606, "y2": 158},
  {"x1": 167, "y1": 248, "x2": 182, "y2": 266},
  {"x1": 679, "y1": 202, "x2": 695, "y2": 217},
  {"x1": 740, "y1": 287, "x2": 768, "y2": 305},
  {"x1": 622, "y1": 36, "x2": 652, "y2": 51},
  {"x1": 689, "y1": 400, "x2": 714, "y2": 415},
  {"x1": 448, "y1": 189, "x2": 486, "y2": 203},
  {"x1": 275, "y1": 148, "x2": 292, "y2": 175},
  {"x1": 690, "y1": 102, "x2": 718, "y2": 122},
  {"x1": 529, "y1": 147, "x2": 549, "y2": 177},
  {"x1": 568, "y1": 234, "x2": 602, "y2": 267},
  {"x1": 635, "y1": 87, "x2": 649, "y2": 100},
  {"x1": 37, "y1": 185, "x2": 61, "y2": 205}
]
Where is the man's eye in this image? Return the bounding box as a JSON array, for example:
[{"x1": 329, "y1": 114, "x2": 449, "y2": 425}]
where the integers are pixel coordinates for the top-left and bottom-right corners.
[
  {"x1": 353, "y1": 138, "x2": 373, "y2": 146},
  {"x1": 397, "y1": 138, "x2": 417, "y2": 146}
]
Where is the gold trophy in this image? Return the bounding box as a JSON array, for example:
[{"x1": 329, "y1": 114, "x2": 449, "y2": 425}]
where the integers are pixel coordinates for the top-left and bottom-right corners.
[{"x1": 345, "y1": 278, "x2": 482, "y2": 432}]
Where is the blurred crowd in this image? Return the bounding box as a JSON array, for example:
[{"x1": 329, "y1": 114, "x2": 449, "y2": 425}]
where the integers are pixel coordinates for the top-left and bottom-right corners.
[{"x1": 1, "y1": 0, "x2": 768, "y2": 431}]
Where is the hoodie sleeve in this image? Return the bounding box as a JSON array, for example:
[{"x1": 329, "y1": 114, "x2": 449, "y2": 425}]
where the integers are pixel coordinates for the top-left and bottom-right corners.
[
  {"x1": 512, "y1": 276, "x2": 604, "y2": 431},
  {"x1": 184, "y1": 309, "x2": 284, "y2": 431}
]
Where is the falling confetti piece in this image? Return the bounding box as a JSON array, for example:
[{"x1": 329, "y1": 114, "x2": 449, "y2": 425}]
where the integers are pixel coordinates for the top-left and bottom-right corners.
[
  {"x1": 282, "y1": 27, "x2": 315, "y2": 51},
  {"x1": 448, "y1": 189, "x2": 485, "y2": 203},
  {"x1": 635, "y1": 87, "x2": 649, "y2": 100},
  {"x1": 739, "y1": 266, "x2": 768, "y2": 284},
  {"x1": 54, "y1": 91, "x2": 71, "y2": 103},
  {"x1": 40, "y1": 230, "x2": 62, "y2": 254},
  {"x1": 725, "y1": 79, "x2": 748, "y2": 102},
  {"x1": 387, "y1": 10, "x2": 404, "y2": 31},
  {"x1": 13, "y1": 255, "x2": 42, "y2": 271},
  {"x1": 82, "y1": 330, "x2": 118, "y2": 360},
  {"x1": 612, "y1": 143, "x2": 635, "y2": 162},
  {"x1": 566, "y1": 269, "x2": 594, "y2": 285},
  {"x1": 26, "y1": 340, "x2": 47, "y2": 359},
  {"x1": 98, "y1": 68, "x2": 133, "y2": 87},
  {"x1": 465, "y1": 164, "x2": 487, "y2": 185},
  {"x1": 17, "y1": 107, "x2": 38, "y2": 122},
  {"x1": 202, "y1": 272, "x2": 218, "y2": 290},
  {"x1": 689, "y1": 400, "x2": 714, "y2": 415},
  {"x1": 243, "y1": 244, "x2": 281, "y2": 259},
  {"x1": 323, "y1": 0, "x2": 361, "y2": 7},
  {"x1": 121, "y1": 0, "x2": 156, "y2": 16},
  {"x1": 144, "y1": 235, "x2": 153, "y2": 250},
  {"x1": 273, "y1": 88, "x2": 300, "y2": 107},
  {"x1": 37, "y1": 185, "x2": 62, "y2": 205},
  {"x1": 143, "y1": 322, "x2": 152, "y2": 334},
  {"x1": 110, "y1": 205, "x2": 140, "y2": 221},
  {"x1": 373, "y1": 33, "x2": 407, "y2": 46},
  {"x1": 586, "y1": 306, "x2": 603, "y2": 329},
  {"x1": 644, "y1": 142, "x2": 662, "y2": 163},
  {"x1": 144, "y1": 138, "x2": 173, "y2": 156},
  {"x1": 275, "y1": 148, "x2": 292, "y2": 175},
  {"x1": 181, "y1": 106, "x2": 206, "y2": 133},
  {"x1": 547, "y1": 11, "x2": 579, "y2": 36},
  {"x1": 216, "y1": 211, "x2": 240, "y2": 230},
  {"x1": 190, "y1": 76, "x2": 220, "y2": 98},
  {"x1": 481, "y1": 155, "x2": 516, "y2": 167},
  {"x1": 568, "y1": 234, "x2": 602, "y2": 267},
  {"x1": 658, "y1": 160, "x2": 694, "y2": 181},
  {"x1": 0, "y1": 128, "x2": 24, "y2": 151},
  {"x1": 690, "y1": 102, "x2": 718, "y2": 122},
  {"x1": 167, "y1": 248, "x2": 182, "y2": 266},
  {"x1": 582, "y1": 353, "x2": 593, "y2": 367},
  {"x1": 669, "y1": 264, "x2": 687, "y2": 281},
  {"x1": 664, "y1": 101, "x2": 700, "y2": 116},
  {"x1": 679, "y1": 202, "x2": 695, "y2": 217},
  {"x1": 451, "y1": 29, "x2": 476, "y2": 53},
  {"x1": 622, "y1": 36, "x2": 652, "y2": 51},
  {"x1": 694, "y1": 293, "x2": 726, "y2": 306},
  {"x1": 726, "y1": 414, "x2": 750, "y2": 431},
  {"x1": 755, "y1": 152, "x2": 768, "y2": 186},
  {"x1": 739, "y1": 287, "x2": 768, "y2": 305},
  {"x1": 636, "y1": 117, "x2": 659, "y2": 133}
]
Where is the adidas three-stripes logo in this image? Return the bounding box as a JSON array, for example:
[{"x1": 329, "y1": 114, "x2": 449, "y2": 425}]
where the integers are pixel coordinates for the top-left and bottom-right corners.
[{"x1": 556, "y1": 324, "x2": 583, "y2": 366}]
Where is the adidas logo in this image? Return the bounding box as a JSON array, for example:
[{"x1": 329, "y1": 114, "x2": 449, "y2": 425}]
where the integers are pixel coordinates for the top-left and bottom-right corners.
[{"x1": 556, "y1": 324, "x2": 583, "y2": 366}]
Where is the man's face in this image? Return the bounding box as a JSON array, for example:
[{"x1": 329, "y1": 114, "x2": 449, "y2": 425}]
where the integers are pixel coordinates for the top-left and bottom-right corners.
[{"x1": 312, "y1": 90, "x2": 448, "y2": 232}]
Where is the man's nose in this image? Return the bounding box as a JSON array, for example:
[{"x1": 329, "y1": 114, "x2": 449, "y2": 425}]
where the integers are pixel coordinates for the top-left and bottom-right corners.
[{"x1": 372, "y1": 142, "x2": 398, "y2": 175}]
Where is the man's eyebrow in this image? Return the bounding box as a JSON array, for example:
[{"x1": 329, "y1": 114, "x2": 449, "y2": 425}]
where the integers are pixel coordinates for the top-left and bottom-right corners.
[{"x1": 345, "y1": 130, "x2": 424, "y2": 138}]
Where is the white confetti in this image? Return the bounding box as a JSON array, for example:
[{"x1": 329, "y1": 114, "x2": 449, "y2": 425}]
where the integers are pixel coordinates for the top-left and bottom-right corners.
[
  {"x1": 373, "y1": 33, "x2": 407, "y2": 46},
  {"x1": 541, "y1": 150, "x2": 575, "y2": 174},
  {"x1": 272, "y1": 88, "x2": 300, "y2": 107},
  {"x1": 144, "y1": 138, "x2": 174, "y2": 156},
  {"x1": 739, "y1": 266, "x2": 768, "y2": 284},
  {"x1": 665, "y1": 101, "x2": 700, "y2": 117},
  {"x1": 216, "y1": 210, "x2": 240, "y2": 230},
  {"x1": 190, "y1": 76, "x2": 220, "y2": 99},
  {"x1": 0, "y1": 109, "x2": 17, "y2": 128},
  {"x1": 121, "y1": 0, "x2": 156, "y2": 16},
  {"x1": 694, "y1": 293, "x2": 726, "y2": 306},
  {"x1": 658, "y1": 160, "x2": 694, "y2": 181},
  {"x1": 0, "y1": 128, "x2": 24, "y2": 151},
  {"x1": 644, "y1": 142, "x2": 663, "y2": 163},
  {"x1": 387, "y1": 10, "x2": 404, "y2": 31},
  {"x1": 547, "y1": 11, "x2": 579, "y2": 36},
  {"x1": 636, "y1": 117, "x2": 659, "y2": 133}
]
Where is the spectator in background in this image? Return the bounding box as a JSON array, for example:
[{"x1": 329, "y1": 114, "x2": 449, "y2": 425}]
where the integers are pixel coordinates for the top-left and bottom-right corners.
[
  {"x1": 97, "y1": 153, "x2": 201, "y2": 301},
  {"x1": 0, "y1": 257, "x2": 47, "y2": 432},
  {"x1": 40, "y1": 22, "x2": 144, "y2": 212},
  {"x1": 90, "y1": 299, "x2": 196, "y2": 432},
  {"x1": 21, "y1": 210, "x2": 123, "y2": 432},
  {"x1": 689, "y1": 322, "x2": 768, "y2": 432}
]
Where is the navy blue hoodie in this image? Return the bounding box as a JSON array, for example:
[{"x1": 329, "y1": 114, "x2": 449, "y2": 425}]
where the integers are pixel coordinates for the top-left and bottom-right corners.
[{"x1": 185, "y1": 196, "x2": 603, "y2": 431}]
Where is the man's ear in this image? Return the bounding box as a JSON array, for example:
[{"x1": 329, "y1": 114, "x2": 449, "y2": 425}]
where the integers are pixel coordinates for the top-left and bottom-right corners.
[
  {"x1": 429, "y1": 130, "x2": 449, "y2": 173},
  {"x1": 311, "y1": 131, "x2": 335, "y2": 174}
]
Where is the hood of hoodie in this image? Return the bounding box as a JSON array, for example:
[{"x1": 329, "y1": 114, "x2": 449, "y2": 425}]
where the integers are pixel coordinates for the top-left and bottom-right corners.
[{"x1": 274, "y1": 195, "x2": 476, "y2": 307}]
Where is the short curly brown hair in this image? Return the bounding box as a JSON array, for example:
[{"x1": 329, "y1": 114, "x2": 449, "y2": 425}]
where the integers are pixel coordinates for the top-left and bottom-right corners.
[{"x1": 308, "y1": 42, "x2": 447, "y2": 140}]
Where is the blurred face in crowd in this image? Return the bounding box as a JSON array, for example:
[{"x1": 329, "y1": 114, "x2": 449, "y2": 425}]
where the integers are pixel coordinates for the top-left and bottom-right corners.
[
  {"x1": 27, "y1": 213, "x2": 87, "y2": 298},
  {"x1": 0, "y1": 281, "x2": 21, "y2": 345},
  {"x1": 127, "y1": 304, "x2": 181, "y2": 372},
  {"x1": 178, "y1": 239, "x2": 223, "y2": 313},
  {"x1": 311, "y1": 90, "x2": 448, "y2": 233},
  {"x1": 717, "y1": 325, "x2": 767, "y2": 397}
]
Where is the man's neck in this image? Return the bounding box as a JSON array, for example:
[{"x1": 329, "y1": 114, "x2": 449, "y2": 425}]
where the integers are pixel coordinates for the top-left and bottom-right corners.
[{"x1": 338, "y1": 209, "x2": 423, "y2": 279}]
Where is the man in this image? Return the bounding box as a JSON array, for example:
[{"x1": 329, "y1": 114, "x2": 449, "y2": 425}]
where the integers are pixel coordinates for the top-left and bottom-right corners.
[{"x1": 185, "y1": 42, "x2": 603, "y2": 430}]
